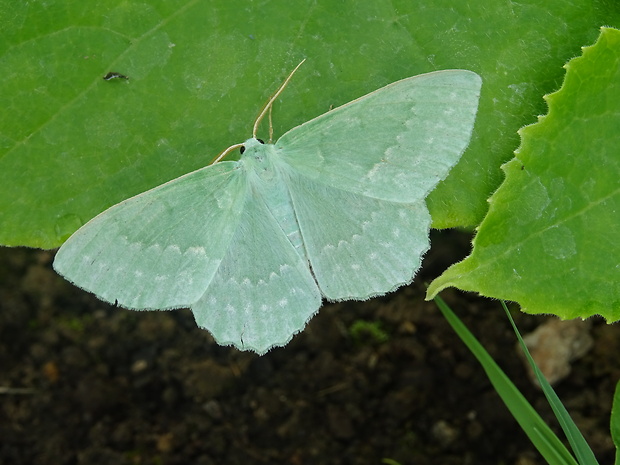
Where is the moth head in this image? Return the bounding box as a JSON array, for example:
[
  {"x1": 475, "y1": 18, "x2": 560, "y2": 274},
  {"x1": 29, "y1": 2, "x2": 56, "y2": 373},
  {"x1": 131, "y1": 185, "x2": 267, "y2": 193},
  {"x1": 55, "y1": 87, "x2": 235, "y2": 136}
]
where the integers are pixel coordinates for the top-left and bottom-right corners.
[{"x1": 239, "y1": 137, "x2": 265, "y2": 155}]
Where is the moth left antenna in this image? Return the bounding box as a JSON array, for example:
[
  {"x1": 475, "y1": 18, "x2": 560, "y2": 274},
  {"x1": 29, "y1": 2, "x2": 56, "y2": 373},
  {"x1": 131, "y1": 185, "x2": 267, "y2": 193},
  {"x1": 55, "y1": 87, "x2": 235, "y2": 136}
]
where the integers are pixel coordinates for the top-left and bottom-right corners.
[
  {"x1": 253, "y1": 59, "x2": 306, "y2": 139},
  {"x1": 210, "y1": 142, "x2": 244, "y2": 165}
]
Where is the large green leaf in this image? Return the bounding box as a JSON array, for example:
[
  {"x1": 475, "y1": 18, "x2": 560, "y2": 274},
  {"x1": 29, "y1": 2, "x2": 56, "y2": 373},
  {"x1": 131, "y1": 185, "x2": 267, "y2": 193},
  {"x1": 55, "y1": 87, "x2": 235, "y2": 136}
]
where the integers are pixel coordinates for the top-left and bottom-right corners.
[
  {"x1": 0, "y1": 1, "x2": 614, "y2": 248},
  {"x1": 428, "y1": 27, "x2": 620, "y2": 321}
]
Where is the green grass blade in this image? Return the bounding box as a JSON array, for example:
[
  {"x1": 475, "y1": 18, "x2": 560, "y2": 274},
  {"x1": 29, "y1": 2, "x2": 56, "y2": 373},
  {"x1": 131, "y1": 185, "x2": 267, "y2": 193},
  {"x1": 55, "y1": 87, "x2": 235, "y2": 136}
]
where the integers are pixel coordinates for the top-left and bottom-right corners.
[
  {"x1": 434, "y1": 295, "x2": 578, "y2": 465},
  {"x1": 611, "y1": 381, "x2": 620, "y2": 465},
  {"x1": 502, "y1": 302, "x2": 599, "y2": 465}
]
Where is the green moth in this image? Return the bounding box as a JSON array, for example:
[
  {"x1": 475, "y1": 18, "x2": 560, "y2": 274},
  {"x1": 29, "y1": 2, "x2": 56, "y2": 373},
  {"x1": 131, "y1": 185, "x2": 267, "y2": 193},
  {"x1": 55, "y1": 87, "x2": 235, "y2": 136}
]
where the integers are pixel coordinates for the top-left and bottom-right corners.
[{"x1": 54, "y1": 62, "x2": 482, "y2": 354}]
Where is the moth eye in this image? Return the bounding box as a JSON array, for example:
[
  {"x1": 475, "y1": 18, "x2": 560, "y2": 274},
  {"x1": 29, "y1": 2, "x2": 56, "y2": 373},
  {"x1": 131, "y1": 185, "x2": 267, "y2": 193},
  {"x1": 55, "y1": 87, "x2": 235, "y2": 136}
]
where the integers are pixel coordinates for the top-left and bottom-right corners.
[
  {"x1": 257, "y1": 139, "x2": 265, "y2": 144},
  {"x1": 240, "y1": 146, "x2": 246, "y2": 154}
]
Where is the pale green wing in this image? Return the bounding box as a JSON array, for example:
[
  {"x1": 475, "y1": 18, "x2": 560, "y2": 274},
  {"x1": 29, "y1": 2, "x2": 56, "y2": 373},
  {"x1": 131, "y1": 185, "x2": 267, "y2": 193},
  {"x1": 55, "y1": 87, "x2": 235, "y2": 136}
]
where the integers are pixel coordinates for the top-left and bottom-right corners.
[
  {"x1": 192, "y1": 177, "x2": 322, "y2": 354},
  {"x1": 53, "y1": 161, "x2": 247, "y2": 310},
  {"x1": 279, "y1": 164, "x2": 431, "y2": 301},
  {"x1": 276, "y1": 70, "x2": 482, "y2": 203}
]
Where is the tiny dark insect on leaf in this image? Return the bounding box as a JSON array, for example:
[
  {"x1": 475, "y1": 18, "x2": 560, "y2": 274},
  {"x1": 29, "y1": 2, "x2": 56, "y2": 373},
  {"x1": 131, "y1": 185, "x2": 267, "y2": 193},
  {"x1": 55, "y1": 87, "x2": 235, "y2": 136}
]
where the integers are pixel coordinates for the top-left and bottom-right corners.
[{"x1": 103, "y1": 72, "x2": 129, "y2": 81}]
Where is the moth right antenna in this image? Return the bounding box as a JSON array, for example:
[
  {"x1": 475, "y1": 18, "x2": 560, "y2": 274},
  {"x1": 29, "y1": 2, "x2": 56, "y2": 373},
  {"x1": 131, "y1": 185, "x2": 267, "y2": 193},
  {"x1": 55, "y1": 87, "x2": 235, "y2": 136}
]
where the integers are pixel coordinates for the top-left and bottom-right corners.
[{"x1": 252, "y1": 59, "x2": 306, "y2": 139}]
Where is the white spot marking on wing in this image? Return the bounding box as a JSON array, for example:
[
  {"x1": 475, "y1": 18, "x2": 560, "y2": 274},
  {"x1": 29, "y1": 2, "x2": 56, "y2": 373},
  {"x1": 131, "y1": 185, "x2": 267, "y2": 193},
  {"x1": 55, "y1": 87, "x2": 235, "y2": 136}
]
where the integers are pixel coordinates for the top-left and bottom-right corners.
[
  {"x1": 186, "y1": 246, "x2": 206, "y2": 257},
  {"x1": 167, "y1": 245, "x2": 181, "y2": 254},
  {"x1": 366, "y1": 162, "x2": 383, "y2": 180}
]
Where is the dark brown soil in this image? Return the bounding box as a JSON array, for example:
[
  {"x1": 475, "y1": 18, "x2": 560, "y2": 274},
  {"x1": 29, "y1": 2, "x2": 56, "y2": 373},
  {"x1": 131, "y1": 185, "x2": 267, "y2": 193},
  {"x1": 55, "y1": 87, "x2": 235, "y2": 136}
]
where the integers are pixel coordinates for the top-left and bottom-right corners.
[{"x1": 1, "y1": 230, "x2": 618, "y2": 465}]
